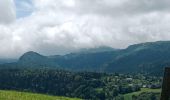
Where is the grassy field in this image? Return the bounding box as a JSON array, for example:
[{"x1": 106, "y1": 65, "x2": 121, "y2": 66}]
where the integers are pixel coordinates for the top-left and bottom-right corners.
[
  {"x1": 123, "y1": 88, "x2": 161, "y2": 100},
  {"x1": 0, "y1": 90, "x2": 81, "y2": 100}
]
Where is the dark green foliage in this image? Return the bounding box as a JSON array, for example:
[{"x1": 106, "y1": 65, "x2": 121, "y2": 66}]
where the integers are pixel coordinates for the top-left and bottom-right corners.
[
  {"x1": 0, "y1": 68, "x2": 162, "y2": 100},
  {"x1": 115, "y1": 95, "x2": 124, "y2": 100},
  {"x1": 0, "y1": 68, "x2": 105, "y2": 99}
]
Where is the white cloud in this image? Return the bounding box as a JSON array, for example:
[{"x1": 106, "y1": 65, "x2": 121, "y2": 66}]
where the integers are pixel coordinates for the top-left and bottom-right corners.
[
  {"x1": 0, "y1": 0, "x2": 16, "y2": 24},
  {"x1": 1, "y1": 0, "x2": 170, "y2": 58}
]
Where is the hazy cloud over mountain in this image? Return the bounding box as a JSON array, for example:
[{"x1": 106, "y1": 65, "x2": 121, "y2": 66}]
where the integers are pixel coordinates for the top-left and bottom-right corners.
[{"x1": 0, "y1": 0, "x2": 170, "y2": 58}]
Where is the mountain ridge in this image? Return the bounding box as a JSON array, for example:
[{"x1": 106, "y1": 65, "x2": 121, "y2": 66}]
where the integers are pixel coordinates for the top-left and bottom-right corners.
[{"x1": 1, "y1": 41, "x2": 170, "y2": 75}]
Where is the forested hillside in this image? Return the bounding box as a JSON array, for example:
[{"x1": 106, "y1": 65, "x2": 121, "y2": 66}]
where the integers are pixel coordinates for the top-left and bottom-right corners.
[{"x1": 0, "y1": 68, "x2": 162, "y2": 100}]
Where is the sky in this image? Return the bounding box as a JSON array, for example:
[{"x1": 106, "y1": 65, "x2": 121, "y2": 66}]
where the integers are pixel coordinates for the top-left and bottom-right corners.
[{"x1": 0, "y1": 0, "x2": 170, "y2": 58}]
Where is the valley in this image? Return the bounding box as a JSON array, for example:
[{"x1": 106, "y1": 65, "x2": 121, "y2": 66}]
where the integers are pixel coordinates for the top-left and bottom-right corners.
[{"x1": 0, "y1": 41, "x2": 169, "y2": 100}]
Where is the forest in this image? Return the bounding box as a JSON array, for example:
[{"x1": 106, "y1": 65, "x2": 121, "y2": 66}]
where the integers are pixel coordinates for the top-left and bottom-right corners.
[{"x1": 0, "y1": 68, "x2": 162, "y2": 100}]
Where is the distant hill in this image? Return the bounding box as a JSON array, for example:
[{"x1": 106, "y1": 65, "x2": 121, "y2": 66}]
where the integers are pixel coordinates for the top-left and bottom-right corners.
[
  {"x1": 18, "y1": 51, "x2": 57, "y2": 68},
  {"x1": 1, "y1": 41, "x2": 170, "y2": 75},
  {"x1": 0, "y1": 59, "x2": 17, "y2": 64},
  {"x1": 18, "y1": 48, "x2": 117, "y2": 71},
  {"x1": 74, "y1": 46, "x2": 118, "y2": 54}
]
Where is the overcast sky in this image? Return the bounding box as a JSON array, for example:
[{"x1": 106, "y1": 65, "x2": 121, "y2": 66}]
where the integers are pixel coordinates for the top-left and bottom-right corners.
[{"x1": 0, "y1": 0, "x2": 170, "y2": 58}]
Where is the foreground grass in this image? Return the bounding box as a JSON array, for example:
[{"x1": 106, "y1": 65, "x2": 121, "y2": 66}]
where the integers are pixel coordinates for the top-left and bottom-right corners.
[
  {"x1": 123, "y1": 88, "x2": 161, "y2": 100},
  {"x1": 0, "y1": 90, "x2": 81, "y2": 100}
]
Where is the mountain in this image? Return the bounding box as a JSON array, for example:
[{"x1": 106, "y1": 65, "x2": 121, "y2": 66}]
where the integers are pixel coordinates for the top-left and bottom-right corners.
[
  {"x1": 75, "y1": 46, "x2": 118, "y2": 54},
  {"x1": 18, "y1": 51, "x2": 61, "y2": 68},
  {"x1": 103, "y1": 41, "x2": 170, "y2": 75},
  {"x1": 1, "y1": 47, "x2": 118, "y2": 71},
  {"x1": 1, "y1": 41, "x2": 170, "y2": 75},
  {"x1": 19, "y1": 51, "x2": 46, "y2": 65},
  {"x1": 0, "y1": 59, "x2": 17, "y2": 64},
  {"x1": 47, "y1": 51, "x2": 118, "y2": 71}
]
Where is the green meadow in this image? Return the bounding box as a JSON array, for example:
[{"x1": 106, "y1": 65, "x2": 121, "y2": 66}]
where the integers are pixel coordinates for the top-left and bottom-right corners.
[
  {"x1": 123, "y1": 88, "x2": 161, "y2": 100},
  {"x1": 0, "y1": 90, "x2": 81, "y2": 100}
]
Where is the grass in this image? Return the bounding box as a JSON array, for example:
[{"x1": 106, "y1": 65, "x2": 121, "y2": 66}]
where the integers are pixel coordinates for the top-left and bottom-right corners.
[
  {"x1": 0, "y1": 88, "x2": 161, "y2": 100},
  {"x1": 123, "y1": 88, "x2": 161, "y2": 100},
  {"x1": 0, "y1": 90, "x2": 81, "y2": 100}
]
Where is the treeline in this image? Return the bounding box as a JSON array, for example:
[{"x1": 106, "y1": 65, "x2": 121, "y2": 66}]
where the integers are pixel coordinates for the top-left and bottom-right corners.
[
  {"x1": 0, "y1": 68, "x2": 160, "y2": 100},
  {"x1": 0, "y1": 68, "x2": 103, "y2": 99}
]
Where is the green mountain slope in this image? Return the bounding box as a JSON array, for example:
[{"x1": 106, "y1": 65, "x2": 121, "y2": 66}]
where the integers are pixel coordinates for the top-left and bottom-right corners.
[
  {"x1": 104, "y1": 41, "x2": 170, "y2": 75},
  {"x1": 2, "y1": 41, "x2": 170, "y2": 75},
  {"x1": 17, "y1": 47, "x2": 118, "y2": 71},
  {"x1": 0, "y1": 90, "x2": 81, "y2": 100}
]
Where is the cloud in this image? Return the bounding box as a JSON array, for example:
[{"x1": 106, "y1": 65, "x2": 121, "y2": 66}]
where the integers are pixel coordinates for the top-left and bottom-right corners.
[
  {"x1": 0, "y1": 0, "x2": 170, "y2": 58},
  {"x1": 0, "y1": 0, "x2": 16, "y2": 24},
  {"x1": 51, "y1": 0, "x2": 170, "y2": 16}
]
